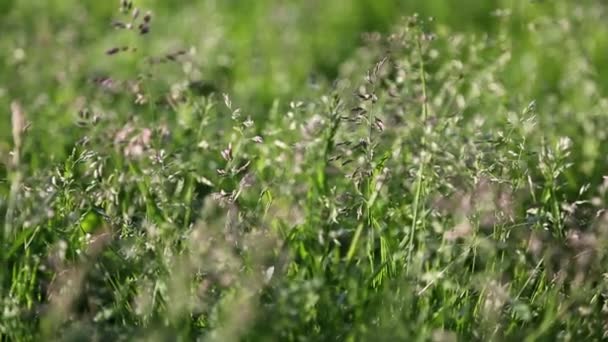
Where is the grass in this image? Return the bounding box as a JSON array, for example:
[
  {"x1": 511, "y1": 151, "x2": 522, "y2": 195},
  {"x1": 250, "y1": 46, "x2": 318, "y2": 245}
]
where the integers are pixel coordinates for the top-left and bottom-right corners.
[{"x1": 3, "y1": 0, "x2": 608, "y2": 340}]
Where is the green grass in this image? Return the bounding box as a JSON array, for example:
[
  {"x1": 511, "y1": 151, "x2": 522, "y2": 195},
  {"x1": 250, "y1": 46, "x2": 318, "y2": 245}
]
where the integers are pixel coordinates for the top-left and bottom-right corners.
[{"x1": 3, "y1": 0, "x2": 608, "y2": 340}]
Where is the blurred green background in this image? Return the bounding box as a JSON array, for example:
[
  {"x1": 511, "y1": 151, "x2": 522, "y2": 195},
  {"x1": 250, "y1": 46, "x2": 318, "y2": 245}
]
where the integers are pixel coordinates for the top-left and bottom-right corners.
[{"x1": 2, "y1": 0, "x2": 608, "y2": 175}]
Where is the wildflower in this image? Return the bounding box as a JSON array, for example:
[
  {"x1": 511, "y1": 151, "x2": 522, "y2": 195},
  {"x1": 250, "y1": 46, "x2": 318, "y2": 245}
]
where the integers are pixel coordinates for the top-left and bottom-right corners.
[{"x1": 221, "y1": 143, "x2": 233, "y2": 161}]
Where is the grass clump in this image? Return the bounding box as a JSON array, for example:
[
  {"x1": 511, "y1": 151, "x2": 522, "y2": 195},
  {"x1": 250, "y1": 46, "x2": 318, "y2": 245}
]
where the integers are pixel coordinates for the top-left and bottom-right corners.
[{"x1": 3, "y1": 1, "x2": 608, "y2": 341}]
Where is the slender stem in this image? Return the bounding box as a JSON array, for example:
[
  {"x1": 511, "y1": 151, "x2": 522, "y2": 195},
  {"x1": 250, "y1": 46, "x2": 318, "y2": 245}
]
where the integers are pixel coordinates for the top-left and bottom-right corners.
[
  {"x1": 368, "y1": 85, "x2": 376, "y2": 165},
  {"x1": 418, "y1": 37, "x2": 429, "y2": 123},
  {"x1": 4, "y1": 132, "x2": 22, "y2": 253},
  {"x1": 347, "y1": 222, "x2": 364, "y2": 262},
  {"x1": 400, "y1": 31, "x2": 429, "y2": 269},
  {"x1": 367, "y1": 84, "x2": 376, "y2": 222},
  {"x1": 366, "y1": 85, "x2": 376, "y2": 265},
  {"x1": 346, "y1": 77, "x2": 377, "y2": 263}
]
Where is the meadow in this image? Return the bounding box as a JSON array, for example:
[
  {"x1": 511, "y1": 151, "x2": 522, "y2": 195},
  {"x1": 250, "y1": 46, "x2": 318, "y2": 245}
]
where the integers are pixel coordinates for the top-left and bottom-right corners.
[{"x1": 2, "y1": 0, "x2": 608, "y2": 340}]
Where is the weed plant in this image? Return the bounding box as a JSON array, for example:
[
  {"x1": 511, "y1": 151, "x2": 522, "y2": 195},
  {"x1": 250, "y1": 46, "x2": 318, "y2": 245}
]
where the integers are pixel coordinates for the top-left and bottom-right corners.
[{"x1": 3, "y1": 1, "x2": 608, "y2": 341}]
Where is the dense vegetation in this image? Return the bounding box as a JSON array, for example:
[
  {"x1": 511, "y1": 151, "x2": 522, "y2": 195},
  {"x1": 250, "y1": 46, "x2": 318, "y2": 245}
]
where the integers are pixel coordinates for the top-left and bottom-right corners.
[{"x1": 3, "y1": 0, "x2": 608, "y2": 340}]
